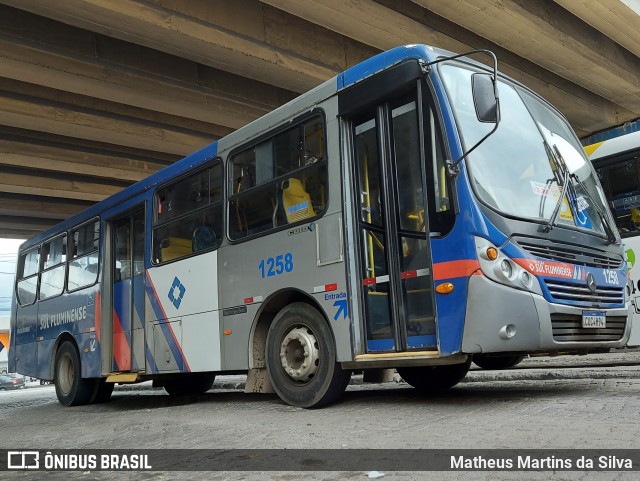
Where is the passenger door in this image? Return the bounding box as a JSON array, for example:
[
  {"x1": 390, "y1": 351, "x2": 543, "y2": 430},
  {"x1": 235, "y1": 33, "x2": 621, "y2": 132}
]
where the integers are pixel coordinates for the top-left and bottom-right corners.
[
  {"x1": 352, "y1": 95, "x2": 437, "y2": 352},
  {"x1": 111, "y1": 208, "x2": 145, "y2": 372}
]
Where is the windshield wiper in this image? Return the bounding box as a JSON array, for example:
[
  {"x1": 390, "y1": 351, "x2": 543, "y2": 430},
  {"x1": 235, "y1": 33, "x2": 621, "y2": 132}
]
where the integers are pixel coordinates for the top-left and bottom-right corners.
[
  {"x1": 568, "y1": 169, "x2": 618, "y2": 245},
  {"x1": 541, "y1": 141, "x2": 569, "y2": 233},
  {"x1": 541, "y1": 141, "x2": 618, "y2": 244}
]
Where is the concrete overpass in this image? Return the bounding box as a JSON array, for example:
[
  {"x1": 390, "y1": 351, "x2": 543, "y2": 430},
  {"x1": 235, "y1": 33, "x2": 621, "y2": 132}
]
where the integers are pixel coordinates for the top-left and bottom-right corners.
[{"x1": 0, "y1": 0, "x2": 639, "y2": 238}]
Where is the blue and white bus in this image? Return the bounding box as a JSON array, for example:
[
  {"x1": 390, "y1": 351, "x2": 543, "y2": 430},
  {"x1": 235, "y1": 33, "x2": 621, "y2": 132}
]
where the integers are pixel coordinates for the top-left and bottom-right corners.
[{"x1": 9, "y1": 44, "x2": 629, "y2": 408}]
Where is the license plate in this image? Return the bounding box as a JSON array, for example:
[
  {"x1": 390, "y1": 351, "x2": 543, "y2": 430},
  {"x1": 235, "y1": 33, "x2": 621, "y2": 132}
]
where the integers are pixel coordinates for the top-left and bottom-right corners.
[{"x1": 582, "y1": 311, "x2": 606, "y2": 328}]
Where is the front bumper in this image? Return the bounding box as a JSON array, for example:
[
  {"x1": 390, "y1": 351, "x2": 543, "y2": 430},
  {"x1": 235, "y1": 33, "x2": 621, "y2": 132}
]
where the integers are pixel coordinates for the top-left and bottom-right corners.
[{"x1": 462, "y1": 274, "x2": 630, "y2": 354}]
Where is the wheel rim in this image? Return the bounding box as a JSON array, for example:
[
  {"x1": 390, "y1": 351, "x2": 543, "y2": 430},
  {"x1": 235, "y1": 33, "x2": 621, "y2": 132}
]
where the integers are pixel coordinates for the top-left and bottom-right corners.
[
  {"x1": 58, "y1": 353, "x2": 74, "y2": 396},
  {"x1": 279, "y1": 325, "x2": 320, "y2": 384}
]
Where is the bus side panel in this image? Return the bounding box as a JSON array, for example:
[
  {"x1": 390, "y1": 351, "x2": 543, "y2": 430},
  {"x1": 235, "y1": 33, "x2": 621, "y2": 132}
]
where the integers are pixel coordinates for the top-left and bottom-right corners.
[
  {"x1": 36, "y1": 287, "x2": 103, "y2": 379},
  {"x1": 35, "y1": 338, "x2": 56, "y2": 380},
  {"x1": 145, "y1": 251, "x2": 221, "y2": 373},
  {"x1": 76, "y1": 332, "x2": 102, "y2": 377},
  {"x1": 623, "y1": 237, "x2": 640, "y2": 346},
  {"x1": 13, "y1": 304, "x2": 38, "y2": 378},
  {"x1": 428, "y1": 174, "x2": 493, "y2": 357},
  {"x1": 219, "y1": 213, "x2": 351, "y2": 370},
  {"x1": 218, "y1": 101, "x2": 352, "y2": 367}
]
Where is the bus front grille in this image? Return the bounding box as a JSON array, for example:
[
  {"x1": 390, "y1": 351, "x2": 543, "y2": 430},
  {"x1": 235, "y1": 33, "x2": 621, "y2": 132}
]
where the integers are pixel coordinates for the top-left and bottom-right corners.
[
  {"x1": 514, "y1": 238, "x2": 623, "y2": 269},
  {"x1": 550, "y1": 314, "x2": 626, "y2": 342},
  {"x1": 544, "y1": 280, "x2": 625, "y2": 305}
]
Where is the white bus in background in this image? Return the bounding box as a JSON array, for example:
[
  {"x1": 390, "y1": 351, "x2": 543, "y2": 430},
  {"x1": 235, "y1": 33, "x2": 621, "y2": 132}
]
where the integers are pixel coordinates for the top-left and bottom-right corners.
[{"x1": 587, "y1": 130, "x2": 640, "y2": 346}]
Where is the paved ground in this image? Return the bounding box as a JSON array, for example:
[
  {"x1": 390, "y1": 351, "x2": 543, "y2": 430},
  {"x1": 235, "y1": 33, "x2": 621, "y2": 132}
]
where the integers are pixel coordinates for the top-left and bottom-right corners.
[{"x1": 1, "y1": 349, "x2": 640, "y2": 481}]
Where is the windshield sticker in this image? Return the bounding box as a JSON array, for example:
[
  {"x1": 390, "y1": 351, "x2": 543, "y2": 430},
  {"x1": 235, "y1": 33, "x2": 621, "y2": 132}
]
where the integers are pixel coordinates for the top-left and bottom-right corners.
[
  {"x1": 530, "y1": 181, "x2": 552, "y2": 196},
  {"x1": 559, "y1": 200, "x2": 574, "y2": 221},
  {"x1": 576, "y1": 196, "x2": 589, "y2": 212},
  {"x1": 547, "y1": 186, "x2": 574, "y2": 221}
]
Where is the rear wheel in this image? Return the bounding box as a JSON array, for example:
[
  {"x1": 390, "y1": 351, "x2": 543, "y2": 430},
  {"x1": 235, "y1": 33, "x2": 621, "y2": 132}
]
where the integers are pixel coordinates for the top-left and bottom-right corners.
[
  {"x1": 266, "y1": 302, "x2": 351, "y2": 408},
  {"x1": 397, "y1": 359, "x2": 471, "y2": 393},
  {"x1": 54, "y1": 341, "x2": 95, "y2": 406},
  {"x1": 163, "y1": 373, "x2": 216, "y2": 396},
  {"x1": 472, "y1": 354, "x2": 525, "y2": 370}
]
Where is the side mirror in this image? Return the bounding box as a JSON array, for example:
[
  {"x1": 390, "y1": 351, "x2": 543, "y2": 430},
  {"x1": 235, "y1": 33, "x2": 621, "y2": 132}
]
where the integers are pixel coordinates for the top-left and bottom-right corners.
[{"x1": 472, "y1": 73, "x2": 499, "y2": 123}]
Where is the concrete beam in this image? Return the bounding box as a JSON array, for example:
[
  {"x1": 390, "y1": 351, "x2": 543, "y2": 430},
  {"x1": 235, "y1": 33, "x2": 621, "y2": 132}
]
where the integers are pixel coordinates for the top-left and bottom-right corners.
[
  {"x1": 0, "y1": 215, "x2": 58, "y2": 233},
  {"x1": 0, "y1": 0, "x2": 340, "y2": 92},
  {"x1": 411, "y1": 0, "x2": 640, "y2": 113},
  {"x1": 264, "y1": 0, "x2": 637, "y2": 135},
  {"x1": 0, "y1": 5, "x2": 297, "y2": 129},
  {"x1": 0, "y1": 169, "x2": 125, "y2": 202},
  {"x1": 0, "y1": 86, "x2": 215, "y2": 156},
  {"x1": 0, "y1": 138, "x2": 167, "y2": 182},
  {"x1": 554, "y1": 0, "x2": 640, "y2": 58},
  {"x1": 0, "y1": 193, "x2": 91, "y2": 220}
]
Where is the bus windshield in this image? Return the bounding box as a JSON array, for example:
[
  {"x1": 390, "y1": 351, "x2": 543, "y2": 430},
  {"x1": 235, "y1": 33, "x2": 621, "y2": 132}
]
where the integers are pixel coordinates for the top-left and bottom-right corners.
[{"x1": 440, "y1": 63, "x2": 612, "y2": 239}]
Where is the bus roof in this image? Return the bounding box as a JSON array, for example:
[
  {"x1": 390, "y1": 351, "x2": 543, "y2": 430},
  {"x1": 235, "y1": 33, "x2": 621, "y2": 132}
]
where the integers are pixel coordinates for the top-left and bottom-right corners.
[{"x1": 585, "y1": 130, "x2": 640, "y2": 161}]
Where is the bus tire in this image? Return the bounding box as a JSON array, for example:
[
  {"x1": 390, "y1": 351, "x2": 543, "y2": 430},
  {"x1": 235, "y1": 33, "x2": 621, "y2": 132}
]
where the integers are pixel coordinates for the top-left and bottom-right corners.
[
  {"x1": 266, "y1": 302, "x2": 351, "y2": 408},
  {"x1": 90, "y1": 379, "x2": 114, "y2": 404},
  {"x1": 163, "y1": 373, "x2": 216, "y2": 396},
  {"x1": 472, "y1": 354, "x2": 525, "y2": 370},
  {"x1": 397, "y1": 359, "x2": 471, "y2": 393},
  {"x1": 54, "y1": 341, "x2": 95, "y2": 406}
]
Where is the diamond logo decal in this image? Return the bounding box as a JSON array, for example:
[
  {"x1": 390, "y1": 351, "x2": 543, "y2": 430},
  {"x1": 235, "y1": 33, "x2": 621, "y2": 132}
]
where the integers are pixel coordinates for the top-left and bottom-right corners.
[{"x1": 168, "y1": 277, "x2": 186, "y2": 309}]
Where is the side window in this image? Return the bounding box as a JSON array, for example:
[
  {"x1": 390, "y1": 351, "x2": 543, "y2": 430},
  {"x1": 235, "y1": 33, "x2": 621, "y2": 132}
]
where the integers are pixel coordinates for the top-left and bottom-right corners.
[
  {"x1": 68, "y1": 219, "x2": 100, "y2": 291},
  {"x1": 16, "y1": 247, "x2": 40, "y2": 306},
  {"x1": 40, "y1": 235, "x2": 67, "y2": 300},
  {"x1": 153, "y1": 162, "x2": 223, "y2": 263},
  {"x1": 596, "y1": 158, "x2": 640, "y2": 236},
  {"x1": 229, "y1": 115, "x2": 327, "y2": 240}
]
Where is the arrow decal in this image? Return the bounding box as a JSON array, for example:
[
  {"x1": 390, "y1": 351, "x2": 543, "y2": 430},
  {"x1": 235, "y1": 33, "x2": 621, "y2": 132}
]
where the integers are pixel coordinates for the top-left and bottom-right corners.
[{"x1": 333, "y1": 299, "x2": 348, "y2": 321}]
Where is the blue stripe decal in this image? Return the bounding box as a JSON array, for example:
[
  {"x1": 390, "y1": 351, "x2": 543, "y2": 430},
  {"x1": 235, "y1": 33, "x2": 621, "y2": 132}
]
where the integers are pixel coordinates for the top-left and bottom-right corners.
[
  {"x1": 113, "y1": 280, "x2": 132, "y2": 333},
  {"x1": 146, "y1": 344, "x2": 158, "y2": 374},
  {"x1": 144, "y1": 276, "x2": 187, "y2": 372},
  {"x1": 133, "y1": 275, "x2": 145, "y2": 329}
]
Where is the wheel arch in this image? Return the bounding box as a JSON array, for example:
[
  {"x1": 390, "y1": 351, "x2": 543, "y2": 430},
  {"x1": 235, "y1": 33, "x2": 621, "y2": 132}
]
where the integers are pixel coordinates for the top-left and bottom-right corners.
[
  {"x1": 50, "y1": 331, "x2": 77, "y2": 380},
  {"x1": 248, "y1": 288, "x2": 333, "y2": 369}
]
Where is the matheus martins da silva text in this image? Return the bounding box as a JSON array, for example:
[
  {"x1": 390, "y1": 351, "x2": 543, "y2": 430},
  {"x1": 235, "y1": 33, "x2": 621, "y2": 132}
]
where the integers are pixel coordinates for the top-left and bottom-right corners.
[{"x1": 451, "y1": 455, "x2": 633, "y2": 470}]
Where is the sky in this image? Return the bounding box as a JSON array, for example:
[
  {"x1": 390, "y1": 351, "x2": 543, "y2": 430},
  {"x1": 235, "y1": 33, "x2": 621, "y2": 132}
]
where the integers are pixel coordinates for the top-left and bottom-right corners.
[{"x1": 0, "y1": 238, "x2": 24, "y2": 317}]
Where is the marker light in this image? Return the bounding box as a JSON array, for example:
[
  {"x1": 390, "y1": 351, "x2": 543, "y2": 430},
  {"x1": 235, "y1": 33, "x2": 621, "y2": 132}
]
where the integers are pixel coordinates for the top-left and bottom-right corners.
[
  {"x1": 435, "y1": 282, "x2": 454, "y2": 294},
  {"x1": 486, "y1": 247, "x2": 499, "y2": 261}
]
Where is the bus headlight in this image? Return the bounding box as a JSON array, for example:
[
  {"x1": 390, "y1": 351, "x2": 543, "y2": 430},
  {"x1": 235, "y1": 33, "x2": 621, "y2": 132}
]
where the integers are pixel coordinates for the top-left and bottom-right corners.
[
  {"x1": 500, "y1": 259, "x2": 513, "y2": 278},
  {"x1": 475, "y1": 237, "x2": 542, "y2": 295}
]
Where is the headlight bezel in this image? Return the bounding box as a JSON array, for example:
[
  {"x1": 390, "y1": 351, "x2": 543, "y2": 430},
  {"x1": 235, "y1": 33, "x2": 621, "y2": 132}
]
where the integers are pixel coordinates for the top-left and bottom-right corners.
[{"x1": 475, "y1": 237, "x2": 543, "y2": 295}]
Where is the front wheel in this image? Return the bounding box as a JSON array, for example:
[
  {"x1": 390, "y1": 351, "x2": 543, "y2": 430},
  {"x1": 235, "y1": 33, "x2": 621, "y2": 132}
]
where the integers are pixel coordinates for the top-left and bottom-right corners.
[
  {"x1": 54, "y1": 341, "x2": 95, "y2": 406},
  {"x1": 397, "y1": 359, "x2": 471, "y2": 393},
  {"x1": 266, "y1": 302, "x2": 351, "y2": 408},
  {"x1": 472, "y1": 354, "x2": 525, "y2": 370}
]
